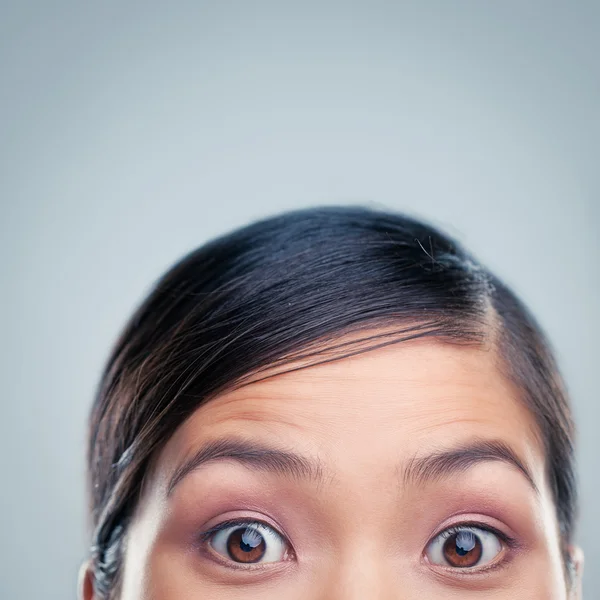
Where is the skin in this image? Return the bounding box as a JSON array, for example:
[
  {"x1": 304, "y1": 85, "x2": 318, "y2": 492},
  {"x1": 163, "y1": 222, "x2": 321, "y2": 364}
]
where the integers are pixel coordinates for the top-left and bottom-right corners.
[{"x1": 82, "y1": 334, "x2": 584, "y2": 599}]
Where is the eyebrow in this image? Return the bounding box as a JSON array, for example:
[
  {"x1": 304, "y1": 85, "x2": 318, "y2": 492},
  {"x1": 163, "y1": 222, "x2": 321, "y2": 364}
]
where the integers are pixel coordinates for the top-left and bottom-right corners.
[
  {"x1": 401, "y1": 438, "x2": 539, "y2": 494},
  {"x1": 167, "y1": 436, "x2": 538, "y2": 497},
  {"x1": 167, "y1": 437, "x2": 327, "y2": 496}
]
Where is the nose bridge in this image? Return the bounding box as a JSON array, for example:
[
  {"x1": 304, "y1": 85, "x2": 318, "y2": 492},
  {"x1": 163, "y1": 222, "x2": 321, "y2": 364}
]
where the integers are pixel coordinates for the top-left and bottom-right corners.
[
  {"x1": 315, "y1": 541, "x2": 403, "y2": 600},
  {"x1": 309, "y1": 462, "x2": 409, "y2": 600}
]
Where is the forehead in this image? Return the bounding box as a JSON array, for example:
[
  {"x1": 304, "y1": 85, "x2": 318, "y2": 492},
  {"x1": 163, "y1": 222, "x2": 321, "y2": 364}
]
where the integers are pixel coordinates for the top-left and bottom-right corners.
[{"x1": 160, "y1": 334, "x2": 544, "y2": 477}]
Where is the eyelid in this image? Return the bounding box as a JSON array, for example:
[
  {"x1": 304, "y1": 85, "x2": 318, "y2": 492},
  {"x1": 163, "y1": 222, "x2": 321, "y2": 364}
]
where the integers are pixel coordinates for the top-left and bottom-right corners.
[
  {"x1": 429, "y1": 521, "x2": 518, "y2": 548},
  {"x1": 423, "y1": 521, "x2": 518, "y2": 575},
  {"x1": 199, "y1": 515, "x2": 521, "y2": 575},
  {"x1": 198, "y1": 517, "x2": 296, "y2": 568},
  {"x1": 425, "y1": 512, "x2": 521, "y2": 550},
  {"x1": 200, "y1": 517, "x2": 289, "y2": 543}
]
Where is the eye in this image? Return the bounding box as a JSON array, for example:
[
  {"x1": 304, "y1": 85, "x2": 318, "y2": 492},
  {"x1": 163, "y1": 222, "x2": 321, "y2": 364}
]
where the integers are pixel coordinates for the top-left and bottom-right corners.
[
  {"x1": 426, "y1": 525, "x2": 503, "y2": 569},
  {"x1": 207, "y1": 520, "x2": 290, "y2": 564}
]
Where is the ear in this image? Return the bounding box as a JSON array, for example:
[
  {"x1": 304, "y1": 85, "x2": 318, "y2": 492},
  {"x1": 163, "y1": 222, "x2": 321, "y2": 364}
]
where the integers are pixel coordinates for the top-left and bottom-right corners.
[
  {"x1": 78, "y1": 561, "x2": 96, "y2": 600},
  {"x1": 568, "y1": 544, "x2": 584, "y2": 599}
]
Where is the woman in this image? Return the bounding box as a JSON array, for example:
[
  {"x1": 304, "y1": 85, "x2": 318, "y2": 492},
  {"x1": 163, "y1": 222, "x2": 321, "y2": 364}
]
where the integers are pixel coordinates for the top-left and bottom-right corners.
[{"x1": 81, "y1": 205, "x2": 584, "y2": 598}]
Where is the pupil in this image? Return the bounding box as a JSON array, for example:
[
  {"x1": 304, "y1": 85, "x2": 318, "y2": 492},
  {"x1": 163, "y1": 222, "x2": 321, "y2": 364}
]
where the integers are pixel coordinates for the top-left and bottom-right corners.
[
  {"x1": 240, "y1": 527, "x2": 263, "y2": 549},
  {"x1": 441, "y1": 530, "x2": 483, "y2": 567},
  {"x1": 455, "y1": 531, "x2": 476, "y2": 556},
  {"x1": 226, "y1": 526, "x2": 267, "y2": 563}
]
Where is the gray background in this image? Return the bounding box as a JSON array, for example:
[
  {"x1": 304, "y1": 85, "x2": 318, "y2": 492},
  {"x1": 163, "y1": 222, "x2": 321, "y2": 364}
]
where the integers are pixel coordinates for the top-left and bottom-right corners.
[{"x1": 1, "y1": 2, "x2": 598, "y2": 597}]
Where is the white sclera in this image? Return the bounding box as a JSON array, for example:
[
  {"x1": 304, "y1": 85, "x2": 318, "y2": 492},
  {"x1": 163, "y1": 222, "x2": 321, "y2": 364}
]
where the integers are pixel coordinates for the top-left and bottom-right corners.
[
  {"x1": 211, "y1": 523, "x2": 287, "y2": 563},
  {"x1": 426, "y1": 526, "x2": 502, "y2": 567}
]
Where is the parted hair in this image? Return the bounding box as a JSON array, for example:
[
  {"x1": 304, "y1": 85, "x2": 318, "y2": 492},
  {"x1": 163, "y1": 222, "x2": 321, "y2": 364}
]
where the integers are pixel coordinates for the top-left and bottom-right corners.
[{"x1": 87, "y1": 205, "x2": 577, "y2": 597}]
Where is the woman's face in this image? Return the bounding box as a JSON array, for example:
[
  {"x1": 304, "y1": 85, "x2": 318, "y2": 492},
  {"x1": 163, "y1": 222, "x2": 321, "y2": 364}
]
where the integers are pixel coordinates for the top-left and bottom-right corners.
[{"x1": 96, "y1": 336, "x2": 581, "y2": 599}]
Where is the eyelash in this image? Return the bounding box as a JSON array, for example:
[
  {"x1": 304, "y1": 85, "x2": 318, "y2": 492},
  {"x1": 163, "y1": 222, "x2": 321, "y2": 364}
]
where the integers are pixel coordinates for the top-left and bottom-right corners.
[
  {"x1": 199, "y1": 518, "x2": 518, "y2": 572},
  {"x1": 435, "y1": 521, "x2": 517, "y2": 549},
  {"x1": 199, "y1": 518, "x2": 295, "y2": 569},
  {"x1": 200, "y1": 518, "x2": 278, "y2": 543},
  {"x1": 426, "y1": 520, "x2": 519, "y2": 575}
]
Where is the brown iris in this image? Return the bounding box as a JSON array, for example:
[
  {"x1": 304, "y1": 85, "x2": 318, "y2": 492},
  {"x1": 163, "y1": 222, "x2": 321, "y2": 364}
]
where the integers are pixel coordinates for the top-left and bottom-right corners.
[
  {"x1": 226, "y1": 526, "x2": 267, "y2": 563},
  {"x1": 442, "y1": 530, "x2": 483, "y2": 567}
]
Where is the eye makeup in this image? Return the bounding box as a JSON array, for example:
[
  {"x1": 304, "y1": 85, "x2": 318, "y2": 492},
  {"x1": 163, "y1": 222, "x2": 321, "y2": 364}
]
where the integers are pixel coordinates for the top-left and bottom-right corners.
[
  {"x1": 161, "y1": 450, "x2": 541, "y2": 589},
  {"x1": 199, "y1": 517, "x2": 295, "y2": 567},
  {"x1": 187, "y1": 506, "x2": 526, "y2": 581},
  {"x1": 423, "y1": 519, "x2": 519, "y2": 571}
]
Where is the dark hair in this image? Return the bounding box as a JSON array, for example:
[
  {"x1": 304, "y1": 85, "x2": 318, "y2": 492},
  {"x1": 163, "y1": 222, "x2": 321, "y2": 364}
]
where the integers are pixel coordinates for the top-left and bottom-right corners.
[{"x1": 87, "y1": 205, "x2": 577, "y2": 597}]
